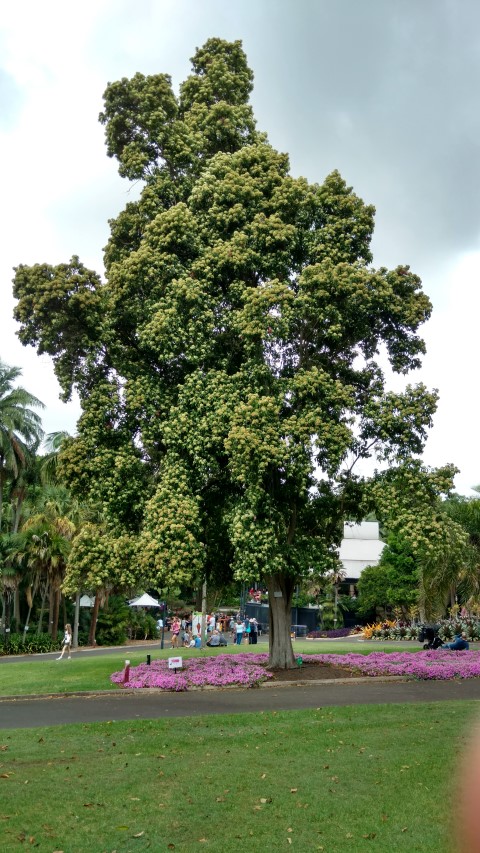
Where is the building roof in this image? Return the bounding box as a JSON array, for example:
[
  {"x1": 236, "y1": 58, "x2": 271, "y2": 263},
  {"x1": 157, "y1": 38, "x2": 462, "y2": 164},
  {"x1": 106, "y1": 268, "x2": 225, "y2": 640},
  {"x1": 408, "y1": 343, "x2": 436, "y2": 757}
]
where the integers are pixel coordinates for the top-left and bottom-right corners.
[{"x1": 339, "y1": 522, "x2": 385, "y2": 580}]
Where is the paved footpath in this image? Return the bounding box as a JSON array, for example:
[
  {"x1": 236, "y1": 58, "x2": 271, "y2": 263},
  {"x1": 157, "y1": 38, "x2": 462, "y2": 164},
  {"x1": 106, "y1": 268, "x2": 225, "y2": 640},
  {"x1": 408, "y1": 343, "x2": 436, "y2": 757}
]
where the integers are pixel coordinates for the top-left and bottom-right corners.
[{"x1": 1, "y1": 677, "x2": 480, "y2": 729}]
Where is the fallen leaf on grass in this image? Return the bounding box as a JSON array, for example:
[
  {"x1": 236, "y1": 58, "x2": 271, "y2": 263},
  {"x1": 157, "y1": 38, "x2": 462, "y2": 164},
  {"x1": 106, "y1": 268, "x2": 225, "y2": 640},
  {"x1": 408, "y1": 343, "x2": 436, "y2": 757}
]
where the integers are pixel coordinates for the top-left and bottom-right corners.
[
  {"x1": 0, "y1": 773, "x2": 11, "y2": 778},
  {"x1": 290, "y1": 788, "x2": 298, "y2": 793},
  {"x1": 132, "y1": 832, "x2": 144, "y2": 837},
  {"x1": 362, "y1": 833, "x2": 376, "y2": 839},
  {"x1": 401, "y1": 827, "x2": 408, "y2": 832},
  {"x1": 260, "y1": 798, "x2": 272, "y2": 804}
]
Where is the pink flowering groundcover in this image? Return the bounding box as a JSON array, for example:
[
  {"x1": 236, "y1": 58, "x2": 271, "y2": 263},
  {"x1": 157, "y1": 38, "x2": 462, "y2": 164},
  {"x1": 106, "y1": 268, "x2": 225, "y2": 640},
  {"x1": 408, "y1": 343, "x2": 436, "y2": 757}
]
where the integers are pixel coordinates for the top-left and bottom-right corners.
[{"x1": 110, "y1": 649, "x2": 480, "y2": 690}]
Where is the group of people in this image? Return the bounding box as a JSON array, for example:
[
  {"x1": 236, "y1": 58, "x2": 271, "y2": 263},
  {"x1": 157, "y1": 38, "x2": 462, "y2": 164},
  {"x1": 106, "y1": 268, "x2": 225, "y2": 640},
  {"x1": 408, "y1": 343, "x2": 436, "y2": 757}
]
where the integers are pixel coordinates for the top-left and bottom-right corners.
[
  {"x1": 232, "y1": 617, "x2": 259, "y2": 645},
  {"x1": 156, "y1": 612, "x2": 262, "y2": 649}
]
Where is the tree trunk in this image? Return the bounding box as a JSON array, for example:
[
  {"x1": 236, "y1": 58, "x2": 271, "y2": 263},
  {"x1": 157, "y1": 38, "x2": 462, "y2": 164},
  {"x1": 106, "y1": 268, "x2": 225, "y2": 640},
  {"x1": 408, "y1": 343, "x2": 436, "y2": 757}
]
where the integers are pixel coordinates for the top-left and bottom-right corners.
[
  {"x1": 13, "y1": 587, "x2": 20, "y2": 625},
  {"x1": 52, "y1": 586, "x2": 61, "y2": 638},
  {"x1": 88, "y1": 590, "x2": 101, "y2": 646},
  {"x1": 73, "y1": 592, "x2": 80, "y2": 649},
  {"x1": 266, "y1": 573, "x2": 296, "y2": 669},
  {"x1": 48, "y1": 583, "x2": 54, "y2": 636},
  {"x1": 200, "y1": 578, "x2": 207, "y2": 648},
  {"x1": 23, "y1": 575, "x2": 39, "y2": 640},
  {"x1": 37, "y1": 581, "x2": 48, "y2": 634}
]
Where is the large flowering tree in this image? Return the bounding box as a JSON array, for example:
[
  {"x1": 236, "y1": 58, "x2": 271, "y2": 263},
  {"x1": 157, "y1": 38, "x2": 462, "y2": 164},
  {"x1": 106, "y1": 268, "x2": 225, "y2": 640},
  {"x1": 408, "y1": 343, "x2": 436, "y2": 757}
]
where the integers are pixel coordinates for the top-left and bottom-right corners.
[{"x1": 12, "y1": 39, "x2": 438, "y2": 667}]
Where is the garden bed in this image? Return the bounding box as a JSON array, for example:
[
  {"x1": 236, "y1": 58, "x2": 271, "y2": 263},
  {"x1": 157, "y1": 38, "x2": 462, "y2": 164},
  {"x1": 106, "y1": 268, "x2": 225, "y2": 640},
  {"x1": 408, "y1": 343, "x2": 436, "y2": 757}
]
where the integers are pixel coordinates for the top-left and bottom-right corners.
[{"x1": 111, "y1": 649, "x2": 480, "y2": 690}]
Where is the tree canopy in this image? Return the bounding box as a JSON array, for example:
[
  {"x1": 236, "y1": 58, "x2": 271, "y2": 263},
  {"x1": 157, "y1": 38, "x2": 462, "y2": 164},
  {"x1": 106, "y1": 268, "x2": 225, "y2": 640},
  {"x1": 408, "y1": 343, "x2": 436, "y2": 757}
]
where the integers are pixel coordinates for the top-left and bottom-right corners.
[{"x1": 12, "y1": 38, "x2": 440, "y2": 666}]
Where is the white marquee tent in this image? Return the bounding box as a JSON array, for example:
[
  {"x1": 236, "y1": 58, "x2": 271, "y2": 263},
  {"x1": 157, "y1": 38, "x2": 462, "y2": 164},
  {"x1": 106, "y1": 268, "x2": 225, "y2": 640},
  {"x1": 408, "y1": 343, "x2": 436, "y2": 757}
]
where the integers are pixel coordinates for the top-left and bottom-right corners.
[{"x1": 129, "y1": 593, "x2": 160, "y2": 608}]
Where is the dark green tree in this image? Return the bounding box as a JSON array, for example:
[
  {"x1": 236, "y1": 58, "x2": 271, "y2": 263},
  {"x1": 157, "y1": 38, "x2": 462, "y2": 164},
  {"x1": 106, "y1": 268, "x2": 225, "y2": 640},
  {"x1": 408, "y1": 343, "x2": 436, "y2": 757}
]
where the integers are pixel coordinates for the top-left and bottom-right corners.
[
  {"x1": 12, "y1": 39, "x2": 438, "y2": 667},
  {"x1": 357, "y1": 534, "x2": 419, "y2": 618}
]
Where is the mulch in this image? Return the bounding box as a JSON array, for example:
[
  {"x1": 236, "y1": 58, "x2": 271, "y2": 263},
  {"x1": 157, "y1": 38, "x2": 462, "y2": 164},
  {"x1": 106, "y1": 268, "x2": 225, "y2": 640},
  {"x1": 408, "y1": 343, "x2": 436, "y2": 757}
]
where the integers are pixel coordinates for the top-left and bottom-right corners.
[{"x1": 268, "y1": 663, "x2": 359, "y2": 682}]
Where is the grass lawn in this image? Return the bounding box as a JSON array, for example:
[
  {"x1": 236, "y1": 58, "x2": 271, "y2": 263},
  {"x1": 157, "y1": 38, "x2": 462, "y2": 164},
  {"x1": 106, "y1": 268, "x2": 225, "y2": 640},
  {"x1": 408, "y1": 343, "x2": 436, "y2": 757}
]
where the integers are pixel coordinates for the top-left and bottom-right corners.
[
  {"x1": 0, "y1": 700, "x2": 475, "y2": 852},
  {"x1": 0, "y1": 642, "x2": 422, "y2": 697}
]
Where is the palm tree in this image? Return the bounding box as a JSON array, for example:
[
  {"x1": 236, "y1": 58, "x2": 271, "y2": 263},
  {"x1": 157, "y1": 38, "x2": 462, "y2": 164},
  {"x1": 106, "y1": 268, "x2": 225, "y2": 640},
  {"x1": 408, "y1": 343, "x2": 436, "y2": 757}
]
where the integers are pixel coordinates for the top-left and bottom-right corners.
[
  {"x1": 8, "y1": 508, "x2": 75, "y2": 637},
  {"x1": 0, "y1": 361, "x2": 44, "y2": 635},
  {"x1": 40, "y1": 431, "x2": 70, "y2": 485},
  {"x1": 0, "y1": 361, "x2": 44, "y2": 533}
]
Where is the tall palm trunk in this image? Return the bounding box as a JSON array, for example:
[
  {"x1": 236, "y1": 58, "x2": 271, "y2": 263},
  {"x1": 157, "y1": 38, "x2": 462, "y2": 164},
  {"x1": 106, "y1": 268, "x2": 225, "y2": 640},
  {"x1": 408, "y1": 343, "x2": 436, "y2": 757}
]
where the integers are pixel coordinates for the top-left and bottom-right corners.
[
  {"x1": 13, "y1": 587, "x2": 20, "y2": 624},
  {"x1": 52, "y1": 586, "x2": 61, "y2": 638},
  {"x1": 48, "y1": 584, "x2": 55, "y2": 636},
  {"x1": 23, "y1": 574, "x2": 39, "y2": 640},
  {"x1": 37, "y1": 579, "x2": 48, "y2": 634},
  {"x1": 88, "y1": 590, "x2": 101, "y2": 645}
]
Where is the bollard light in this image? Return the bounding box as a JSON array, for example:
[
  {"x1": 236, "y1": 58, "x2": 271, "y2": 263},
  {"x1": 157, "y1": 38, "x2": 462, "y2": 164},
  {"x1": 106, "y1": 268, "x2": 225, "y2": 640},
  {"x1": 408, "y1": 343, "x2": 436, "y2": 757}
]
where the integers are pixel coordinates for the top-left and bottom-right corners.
[{"x1": 147, "y1": 654, "x2": 151, "y2": 666}]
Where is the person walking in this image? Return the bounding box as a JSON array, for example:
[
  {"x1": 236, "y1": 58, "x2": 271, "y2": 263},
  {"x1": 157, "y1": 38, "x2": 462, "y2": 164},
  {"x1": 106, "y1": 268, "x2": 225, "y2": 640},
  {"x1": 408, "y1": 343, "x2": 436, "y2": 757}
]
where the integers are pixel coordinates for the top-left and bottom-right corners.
[
  {"x1": 249, "y1": 618, "x2": 258, "y2": 645},
  {"x1": 57, "y1": 624, "x2": 73, "y2": 660}
]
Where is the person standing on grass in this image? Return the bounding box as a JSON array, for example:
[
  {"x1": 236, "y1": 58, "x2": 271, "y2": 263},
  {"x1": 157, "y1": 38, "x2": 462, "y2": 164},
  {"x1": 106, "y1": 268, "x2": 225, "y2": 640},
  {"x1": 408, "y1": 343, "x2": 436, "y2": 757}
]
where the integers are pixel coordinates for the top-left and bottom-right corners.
[
  {"x1": 235, "y1": 619, "x2": 245, "y2": 645},
  {"x1": 57, "y1": 623, "x2": 72, "y2": 660},
  {"x1": 171, "y1": 617, "x2": 181, "y2": 648}
]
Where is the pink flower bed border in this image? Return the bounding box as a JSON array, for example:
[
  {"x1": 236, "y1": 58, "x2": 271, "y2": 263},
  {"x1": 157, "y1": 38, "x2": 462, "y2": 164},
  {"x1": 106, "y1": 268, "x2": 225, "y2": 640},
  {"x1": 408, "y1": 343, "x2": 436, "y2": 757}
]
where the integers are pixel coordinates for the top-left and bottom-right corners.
[
  {"x1": 111, "y1": 649, "x2": 480, "y2": 690},
  {"x1": 110, "y1": 653, "x2": 274, "y2": 691}
]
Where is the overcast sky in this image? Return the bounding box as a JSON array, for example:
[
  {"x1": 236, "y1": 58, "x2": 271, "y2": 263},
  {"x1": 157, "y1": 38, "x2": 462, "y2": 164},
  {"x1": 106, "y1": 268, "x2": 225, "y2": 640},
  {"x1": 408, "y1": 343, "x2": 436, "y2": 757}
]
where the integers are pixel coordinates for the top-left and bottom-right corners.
[{"x1": 1, "y1": 0, "x2": 479, "y2": 493}]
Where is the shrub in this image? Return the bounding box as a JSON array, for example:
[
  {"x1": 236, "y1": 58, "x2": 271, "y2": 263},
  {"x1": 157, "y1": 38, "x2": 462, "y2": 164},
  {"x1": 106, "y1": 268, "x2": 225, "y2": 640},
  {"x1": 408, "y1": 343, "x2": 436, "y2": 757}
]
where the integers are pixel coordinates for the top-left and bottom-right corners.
[
  {"x1": 95, "y1": 595, "x2": 129, "y2": 646},
  {"x1": 0, "y1": 632, "x2": 60, "y2": 656},
  {"x1": 306, "y1": 628, "x2": 351, "y2": 639}
]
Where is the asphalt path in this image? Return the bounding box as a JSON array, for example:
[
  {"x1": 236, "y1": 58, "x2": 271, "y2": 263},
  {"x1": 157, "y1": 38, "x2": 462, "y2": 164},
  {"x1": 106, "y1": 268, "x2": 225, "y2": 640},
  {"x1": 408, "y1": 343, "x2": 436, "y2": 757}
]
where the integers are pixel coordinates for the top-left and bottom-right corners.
[
  {"x1": 2, "y1": 637, "x2": 480, "y2": 730},
  {"x1": 1, "y1": 677, "x2": 480, "y2": 729}
]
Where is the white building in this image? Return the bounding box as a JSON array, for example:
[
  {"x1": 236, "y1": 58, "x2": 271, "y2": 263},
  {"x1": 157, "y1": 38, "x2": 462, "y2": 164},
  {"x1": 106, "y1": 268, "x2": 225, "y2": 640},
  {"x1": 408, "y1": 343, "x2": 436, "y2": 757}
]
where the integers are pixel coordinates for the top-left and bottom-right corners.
[{"x1": 339, "y1": 521, "x2": 385, "y2": 582}]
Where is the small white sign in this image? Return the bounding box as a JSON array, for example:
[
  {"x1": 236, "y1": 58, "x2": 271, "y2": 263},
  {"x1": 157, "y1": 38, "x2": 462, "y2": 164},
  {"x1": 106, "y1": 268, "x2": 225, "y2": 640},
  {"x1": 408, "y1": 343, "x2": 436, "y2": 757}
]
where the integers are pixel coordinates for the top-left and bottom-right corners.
[
  {"x1": 273, "y1": 591, "x2": 283, "y2": 598},
  {"x1": 168, "y1": 656, "x2": 183, "y2": 669}
]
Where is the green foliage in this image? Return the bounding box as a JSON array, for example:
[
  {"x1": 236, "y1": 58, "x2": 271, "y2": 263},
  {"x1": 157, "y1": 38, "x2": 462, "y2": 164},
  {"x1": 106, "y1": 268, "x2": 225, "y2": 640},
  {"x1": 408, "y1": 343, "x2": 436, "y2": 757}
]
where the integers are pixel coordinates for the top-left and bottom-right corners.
[
  {"x1": 12, "y1": 259, "x2": 105, "y2": 402},
  {"x1": 95, "y1": 595, "x2": 129, "y2": 646},
  {"x1": 11, "y1": 39, "x2": 440, "y2": 665},
  {"x1": 357, "y1": 535, "x2": 420, "y2": 617},
  {"x1": 0, "y1": 361, "x2": 44, "y2": 536},
  {"x1": 356, "y1": 564, "x2": 391, "y2": 617},
  {"x1": 126, "y1": 609, "x2": 158, "y2": 641},
  {"x1": 64, "y1": 523, "x2": 140, "y2": 594},
  {"x1": 0, "y1": 631, "x2": 60, "y2": 655},
  {"x1": 368, "y1": 463, "x2": 472, "y2": 615}
]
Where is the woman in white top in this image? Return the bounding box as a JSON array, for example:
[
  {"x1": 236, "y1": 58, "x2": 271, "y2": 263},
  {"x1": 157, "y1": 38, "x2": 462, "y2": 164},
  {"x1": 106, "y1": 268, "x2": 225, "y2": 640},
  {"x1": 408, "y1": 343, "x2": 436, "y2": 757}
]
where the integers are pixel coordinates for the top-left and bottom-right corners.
[{"x1": 57, "y1": 623, "x2": 73, "y2": 659}]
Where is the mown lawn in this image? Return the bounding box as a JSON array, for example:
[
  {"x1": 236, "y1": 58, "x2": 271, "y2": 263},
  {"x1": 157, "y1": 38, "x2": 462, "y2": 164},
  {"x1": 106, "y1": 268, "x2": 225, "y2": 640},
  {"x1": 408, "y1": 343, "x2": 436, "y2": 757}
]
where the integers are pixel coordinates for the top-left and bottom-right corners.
[
  {"x1": 0, "y1": 701, "x2": 474, "y2": 852},
  {"x1": 0, "y1": 641, "x2": 422, "y2": 697}
]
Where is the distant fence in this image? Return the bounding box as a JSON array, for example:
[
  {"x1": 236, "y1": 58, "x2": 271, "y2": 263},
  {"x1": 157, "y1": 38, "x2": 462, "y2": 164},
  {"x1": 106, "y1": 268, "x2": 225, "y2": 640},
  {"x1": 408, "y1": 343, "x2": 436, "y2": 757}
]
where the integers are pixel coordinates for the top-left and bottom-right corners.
[{"x1": 244, "y1": 603, "x2": 320, "y2": 633}]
